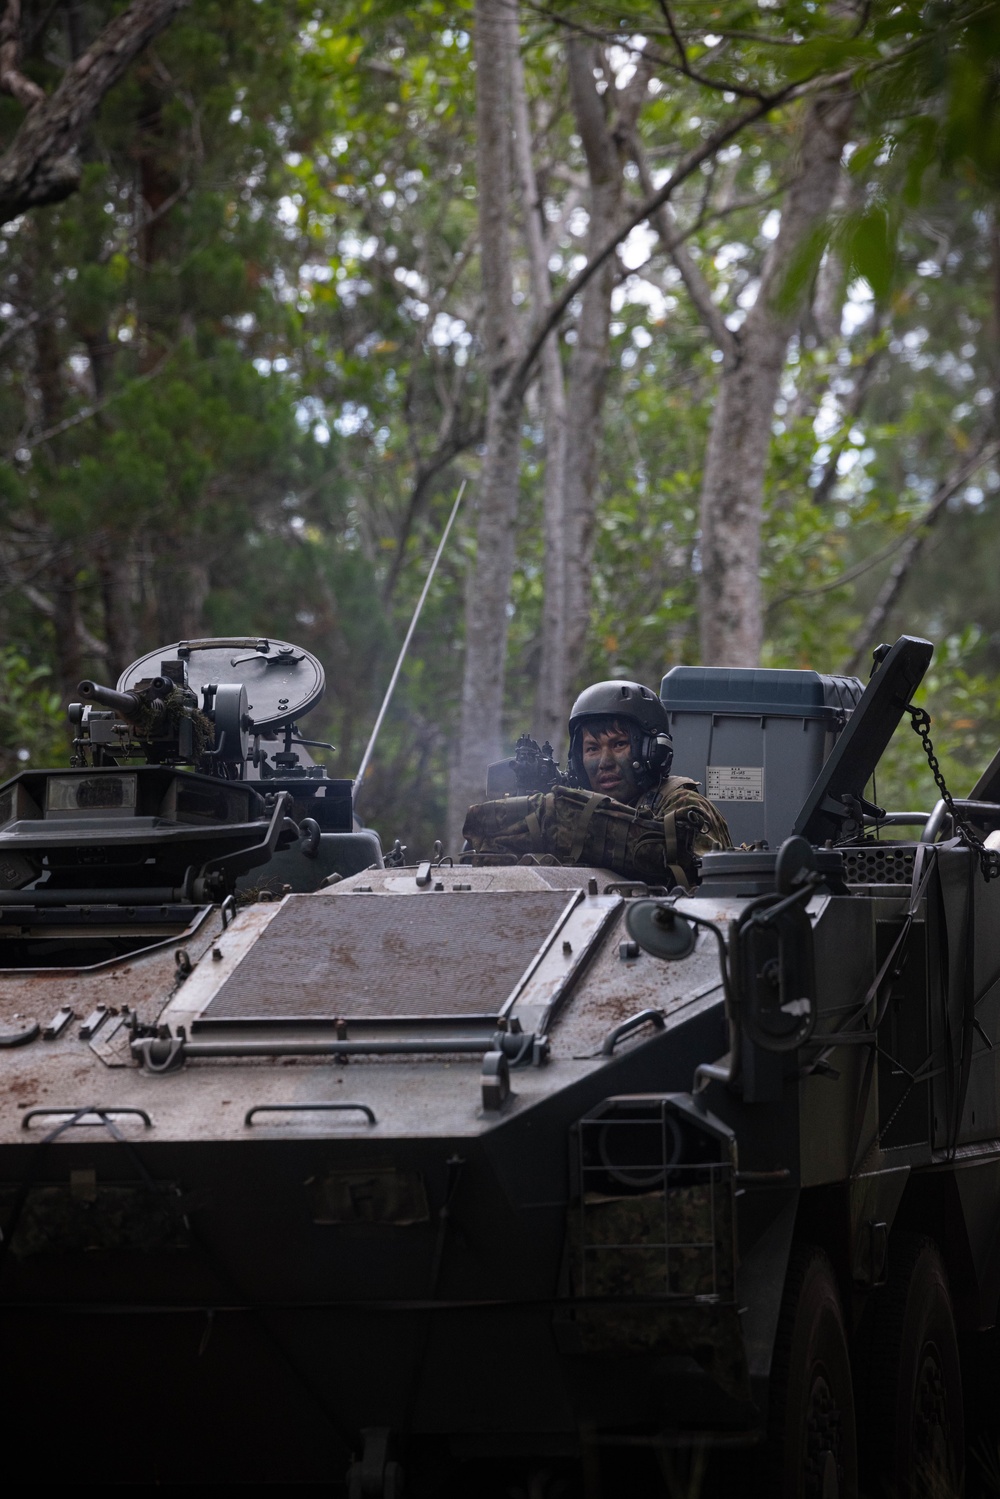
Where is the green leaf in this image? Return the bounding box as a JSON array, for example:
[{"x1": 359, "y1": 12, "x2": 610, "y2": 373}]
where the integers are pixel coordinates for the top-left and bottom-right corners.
[{"x1": 846, "y1": 203, "x2": 896, "y2": 301}]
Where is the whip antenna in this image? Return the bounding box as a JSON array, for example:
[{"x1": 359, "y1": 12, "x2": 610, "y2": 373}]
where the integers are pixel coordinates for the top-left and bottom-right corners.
[{"x1": 353, "y1": 480, "x2": 467, "y2": 804}]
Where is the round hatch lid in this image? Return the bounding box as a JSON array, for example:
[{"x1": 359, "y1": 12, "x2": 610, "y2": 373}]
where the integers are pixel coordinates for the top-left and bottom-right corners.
[{"x1": 118, "y1": 637, "x2": 326, "y2": 735}]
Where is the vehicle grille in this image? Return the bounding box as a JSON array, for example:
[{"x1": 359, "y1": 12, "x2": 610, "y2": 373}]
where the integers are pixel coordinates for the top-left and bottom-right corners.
[
  {"x1": 843, "y1": 846, "x2": 916, "y2": 885},
  {"x1": 572, "y1": 1101, "x2": 735, "y2": 1301},
  {"x1": 563, "y1": 1100, "x2": 747, "y2": 1397}
]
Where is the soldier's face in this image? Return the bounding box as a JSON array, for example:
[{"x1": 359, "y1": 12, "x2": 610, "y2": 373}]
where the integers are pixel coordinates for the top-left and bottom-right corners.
[{"x1": 581, "y1": 724, "x2": 640, "y2": 804}]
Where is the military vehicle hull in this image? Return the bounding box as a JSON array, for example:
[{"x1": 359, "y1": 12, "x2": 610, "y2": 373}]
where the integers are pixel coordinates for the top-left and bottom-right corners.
[
  {"x1": 1, "y1": 846, "x2": 999, "y2": 1494},
  {"x1": 3, "y1": 634, "x2": 999, "y2": 1496}
]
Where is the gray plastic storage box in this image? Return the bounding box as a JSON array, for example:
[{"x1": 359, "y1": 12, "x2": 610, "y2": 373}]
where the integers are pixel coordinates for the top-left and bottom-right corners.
[{"x1": 659, "y1": 666, "x2": 864, "y2": 847}]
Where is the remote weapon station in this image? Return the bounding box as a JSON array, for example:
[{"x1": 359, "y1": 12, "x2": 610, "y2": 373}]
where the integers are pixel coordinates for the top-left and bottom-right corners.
[{"x1": 1, "y1": 632, "x2": 1000, "y2": 1497}]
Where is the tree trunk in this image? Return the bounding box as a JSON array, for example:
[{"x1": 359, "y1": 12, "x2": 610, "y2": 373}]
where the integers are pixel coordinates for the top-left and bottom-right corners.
[
  {"x1": 526, "y1": 43, "x2": 651, "y2": 755},
  {"x1": 29, "y1": 227, "x2": 82, "y2": 702},
  {"x1": 51, "y1": 554, "x2": 84, "y2": 701},
  {"x1": 990, "y1": 210, "x2": 1000, "y2": 443},
  {"x1": 509, "y1": 16, "x2": 568, "y2": 753},
  {"x1": 99, "y1": 547, "x2": 140, "y2": 674},
  {"x1": 446, "y1": 0, "x2": 523, "y2": 852},
  {"x1": 154, "y1": 551, "x2": 210, "y2": 645},
  {"x1": 559, "y1": 41, "x2": 644, "y2": 730},
  {"x1": 698, "y1": 91, "x2": 853, "y2": 666}
]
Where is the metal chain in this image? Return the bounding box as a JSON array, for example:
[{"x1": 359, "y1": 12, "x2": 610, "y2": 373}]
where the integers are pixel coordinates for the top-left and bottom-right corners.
[{"x1": 906, "y1": 705, "x2": 1000, "y2": 880}]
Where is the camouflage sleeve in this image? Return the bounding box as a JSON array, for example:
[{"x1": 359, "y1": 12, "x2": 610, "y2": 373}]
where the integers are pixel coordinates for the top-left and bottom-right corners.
[
  {"x1": 671, "y1": 789, "x2": 732, "y2": 857},
  {"x1": 462, "y1": 785, "x2": 730, "y2": 888},
  {"x1": 462, "y1": 794, "x2": 546, "y2": 860},
  {"x1": 646, "y1": 782, "x2": 732, "y2": 887}
]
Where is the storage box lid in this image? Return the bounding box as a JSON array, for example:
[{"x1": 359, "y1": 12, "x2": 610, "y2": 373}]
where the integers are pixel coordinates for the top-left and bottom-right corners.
[{"x1": 659, "y1": 666, "x2": 863, "y2": 721}]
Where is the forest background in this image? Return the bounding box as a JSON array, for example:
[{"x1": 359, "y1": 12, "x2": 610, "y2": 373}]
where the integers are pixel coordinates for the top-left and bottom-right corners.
[{"x1": 1, "y1": 0, "x2": 999, "y2": 855}]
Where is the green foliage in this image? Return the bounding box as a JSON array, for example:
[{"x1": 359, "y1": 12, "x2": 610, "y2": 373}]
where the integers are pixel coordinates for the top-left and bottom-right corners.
[
  {"x1": 0, "y1": 649, "x2": 64, "y2": 779},
  {"x1": 2, "y1": 0, "x2": 999, "y2": 849},
  {"x1": 844, "y1": 203, "x2": 896, "y2": 302},
  {"x1": 877, "y1": 630, "x2": 1000, "y2": 809}
]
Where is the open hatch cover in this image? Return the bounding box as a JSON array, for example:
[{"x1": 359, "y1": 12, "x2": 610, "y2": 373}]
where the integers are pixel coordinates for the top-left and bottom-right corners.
[
  {"x1": 119, "y1": 636, "x2": 325, "y2": 736},
  {"x1": 793, "y1": 634, "x2": 933, "y2": 846}
]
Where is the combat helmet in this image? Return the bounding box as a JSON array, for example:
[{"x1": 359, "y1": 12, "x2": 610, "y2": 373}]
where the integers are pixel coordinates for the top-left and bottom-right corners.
[{"x1": 567, "y1": 679, "x2": 673, "y2": 791}]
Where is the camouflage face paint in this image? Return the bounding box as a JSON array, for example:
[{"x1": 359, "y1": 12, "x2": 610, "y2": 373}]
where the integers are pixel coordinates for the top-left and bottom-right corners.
[{"x1": 580, "y1": 721, "x2": 641, "y2": 805}]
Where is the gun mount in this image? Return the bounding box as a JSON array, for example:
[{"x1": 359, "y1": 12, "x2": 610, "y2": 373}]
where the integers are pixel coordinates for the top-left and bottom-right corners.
[
  {"x1": 68, "y1": 636, "x2": 328, "y2": 776},
  {"x1": 0, "y1": 635, "x2": 380, "y2": 964}
]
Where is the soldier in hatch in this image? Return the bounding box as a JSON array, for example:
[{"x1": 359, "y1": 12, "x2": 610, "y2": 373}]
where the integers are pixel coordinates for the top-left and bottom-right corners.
[{"x1": 463, "y1": 680, "x2": 731, "y2": 888}]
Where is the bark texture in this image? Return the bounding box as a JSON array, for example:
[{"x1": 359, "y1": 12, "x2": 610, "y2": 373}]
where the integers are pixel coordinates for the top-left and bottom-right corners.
[
  {"x1": 558, "y1": 43, "x2": 648, "y2": 739},
  {"x1": 0, "y1": 0, "x2": 188, "y2": 226},
  {"x1": 510, "y1": 27, "x2": 567, "y2": 752},
  {"x1": 0, "y1": 0, "x2": 45, "y2": 109},
  {"x1": 446, "y1": 0, "x2": 523, "y2": 852},
  {"x1": 99, "y1": 548, "x2": 140, "y2": 675},
  {"x1": 30, "y1": 237, "x2": 84, "y2": 701},
  {"x1": 697, "y1": 91, "x2": 853, "y2": 666}
]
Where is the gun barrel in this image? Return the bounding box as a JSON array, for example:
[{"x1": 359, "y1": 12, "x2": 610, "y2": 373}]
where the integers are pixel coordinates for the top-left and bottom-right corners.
[{"x1": 78, "y1": 680, "x2": 144, "y2": 718}]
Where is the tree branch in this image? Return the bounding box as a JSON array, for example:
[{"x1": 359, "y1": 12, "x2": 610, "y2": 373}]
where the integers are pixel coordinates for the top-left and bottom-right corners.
[
  {"x1": 655, "y1": 0, "x2": 770, "y2": 101},
  {"x1": 17, "y1": 579, "x2": 107, "y2": 658},
  {"x1": 2, "y1": 344, "x2": 177, "y2": 464},
  {"x1": 528, "y1": 3, "x2": 772, "y2": 100},
  {"x1": 809, "y1": 341, "x2": 885, "y2": 506},
  {"x1": 0, "y1": 537, "x2": 110, "y2": 659},
  {"x1": 508, "y1": 74, "x2": 838, "y2": 401},
  {"x1": 0, "y1": 302, "x2": 39, "y2": 355},
  {"x1": 380, "y1": 427, "x2": 482, "y2": 606},
  {"x1": 0, "y1": 0, "x2": 188, "y2": 226},
  {"x1": 842, "y1": 440, "x2": 1000, "y2": 673},
  {"x1": 540, "y1": 179, "x2": 582, "y2": 254},
  {"x1": 630, "y1": 133, "x2": 738, "y2": 364},
  {"x1": 0, "y1": 0, "x2": 45, "y2": 110}
]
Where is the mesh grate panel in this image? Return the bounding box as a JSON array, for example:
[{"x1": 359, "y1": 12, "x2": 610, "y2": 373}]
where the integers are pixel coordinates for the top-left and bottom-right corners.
[
  {"x1": 203, "y1": 888, "x2": 572, "y2": 1021},
  {"x1": 843, "y1": 846, "x2": 915, "y2": 885},
  {"x1": 573, "y1": 1105, "x2": 734, "y2": 1301}
]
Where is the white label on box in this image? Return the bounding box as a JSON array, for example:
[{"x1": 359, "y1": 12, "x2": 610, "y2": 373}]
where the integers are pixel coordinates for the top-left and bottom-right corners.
[{"x1": 707, "y1": 765, "x2": 764, "y2": 802}]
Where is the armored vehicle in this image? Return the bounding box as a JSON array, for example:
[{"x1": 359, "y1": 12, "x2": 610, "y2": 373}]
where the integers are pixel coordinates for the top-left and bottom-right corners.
[{"x1": 1, "y1": 632, "x2": 999, "y2": 1497}]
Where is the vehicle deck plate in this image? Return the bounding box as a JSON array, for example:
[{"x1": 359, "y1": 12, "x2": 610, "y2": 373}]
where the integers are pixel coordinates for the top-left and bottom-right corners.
[{"x1": 201, "y1": 889, "x2": 572, "y2": 1020}]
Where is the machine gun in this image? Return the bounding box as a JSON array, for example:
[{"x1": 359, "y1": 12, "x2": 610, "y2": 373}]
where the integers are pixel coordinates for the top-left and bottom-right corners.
[
  {"x1": 71, "y1": 648, "x2": 251, "y2": 776},
  {"x1": 485, "y1": 733, "x2": 571, "y2": 798},
  {"x1": 73, "y1": 659, "x2": 214, "y2": 769}
]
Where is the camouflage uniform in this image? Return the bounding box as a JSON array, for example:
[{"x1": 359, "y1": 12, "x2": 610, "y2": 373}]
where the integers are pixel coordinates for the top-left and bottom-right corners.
[
  {"x1": 639, "y1": 773, "x2": 732, "y2": 882},
  {"x1": 463, "y1": 773, "x2": 731, "y2": 889}
]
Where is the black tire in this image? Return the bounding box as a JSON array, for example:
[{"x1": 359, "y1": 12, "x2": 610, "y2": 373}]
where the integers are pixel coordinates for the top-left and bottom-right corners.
[
  {"x1": 854, "y1": 1234, "x2": 964, "y2": 1498},
  {"x1": 962, "y1": 1321, "x2": 1000, "y2": 1497},
  {"x1": 763, "y1": 1245, "x2": 858, "y2": 1499}
]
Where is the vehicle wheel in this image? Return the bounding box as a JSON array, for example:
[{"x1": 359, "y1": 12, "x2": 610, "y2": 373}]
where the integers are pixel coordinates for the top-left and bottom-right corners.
[
  {"x1": 763, "y1": 1245, "x2": 858, "y2": 1499},
  {"x1": 854, "y1": 1234, "x2": 963, "y2": 1498},
  {"x1": 346, "y1": 1455, "x2": 404, "y2": 1497},
  {"x1": 962, "y1": 1320, "x2": 1000, "y2": 1495}
]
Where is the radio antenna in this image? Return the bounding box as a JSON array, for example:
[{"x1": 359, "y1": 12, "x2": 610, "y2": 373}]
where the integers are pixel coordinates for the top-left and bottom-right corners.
[{"x1": 353, "y1": 480, "x2": 467, "y2": 803}]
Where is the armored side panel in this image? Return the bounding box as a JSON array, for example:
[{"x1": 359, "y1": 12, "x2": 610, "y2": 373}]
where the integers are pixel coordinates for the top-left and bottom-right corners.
[{"x1": 659, "y1": 666, "x2": 863, "y2": 846}]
